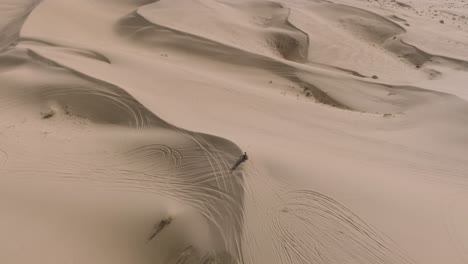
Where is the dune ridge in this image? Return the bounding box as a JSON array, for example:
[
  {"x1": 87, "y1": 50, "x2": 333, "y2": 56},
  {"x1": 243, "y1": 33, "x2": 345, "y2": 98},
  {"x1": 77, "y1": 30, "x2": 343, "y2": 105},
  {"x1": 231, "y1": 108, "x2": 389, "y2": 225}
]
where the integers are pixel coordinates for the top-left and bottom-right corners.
[
  {"x1": 1, "y1": 46, "x2": 246, "y2": 262},
  {"x1": 135, "y1": 0, "x2": 309, "y2": 62},
  {"x1": 0, "y1": 0, "x2": 41, "y2": 51},
  {"x1": 9, "y1": 33, "x2": 417, "y2": 264},
  {"x1": 2, "y1": 0, "x2": 468, "y2": 263},
  {"x1": 117, "y1": 7, "x2": 461, "y2": 114},
  {"x1": 1, "y1": 43, "x2": 417, "y2": 264}
]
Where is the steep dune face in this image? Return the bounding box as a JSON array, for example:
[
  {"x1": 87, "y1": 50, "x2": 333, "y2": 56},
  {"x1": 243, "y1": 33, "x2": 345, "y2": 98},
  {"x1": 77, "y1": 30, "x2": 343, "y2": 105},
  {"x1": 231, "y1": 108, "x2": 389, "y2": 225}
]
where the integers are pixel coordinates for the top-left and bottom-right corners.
[
  {"x1": 0, "y1": 0, "x2": 40, "y2": 51},
  {"x1": 136, "y1": 0, "x2": 309, "y2": 61},
  {"x1": 2, "y1": 0, "x2": 468, "y2": 264},
  {"x1": 116, "y1": 4, "x2": 458, "y2": 114},
  {"x1": 0, "y1": 45, "x2": 246, "y2": 262},
  {"x1": 284, "y1": 0, "x2": 468, "y2": 82},
  {"x1": 324, "y1": 3, "x2": 468, "y2": 71}
]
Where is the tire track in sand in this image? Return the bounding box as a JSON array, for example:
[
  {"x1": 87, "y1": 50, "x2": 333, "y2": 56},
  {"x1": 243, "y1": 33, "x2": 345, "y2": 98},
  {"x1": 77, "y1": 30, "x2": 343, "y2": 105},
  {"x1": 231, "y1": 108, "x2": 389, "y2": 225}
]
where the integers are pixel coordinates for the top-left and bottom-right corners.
[
  {"x1": 0, "y1": 148, "x2": 8, "y2": 167},
  {"x1": 268, "y1": 190, "x2": 414, "y2": 264}
]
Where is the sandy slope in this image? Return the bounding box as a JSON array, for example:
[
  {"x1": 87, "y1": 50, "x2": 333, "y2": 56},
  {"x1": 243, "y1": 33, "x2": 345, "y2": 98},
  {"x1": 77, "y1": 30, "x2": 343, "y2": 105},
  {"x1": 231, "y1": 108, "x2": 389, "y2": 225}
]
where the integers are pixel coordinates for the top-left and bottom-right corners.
[{"x1": 1, "y1": 0, "x2": 468, "y2": 264}]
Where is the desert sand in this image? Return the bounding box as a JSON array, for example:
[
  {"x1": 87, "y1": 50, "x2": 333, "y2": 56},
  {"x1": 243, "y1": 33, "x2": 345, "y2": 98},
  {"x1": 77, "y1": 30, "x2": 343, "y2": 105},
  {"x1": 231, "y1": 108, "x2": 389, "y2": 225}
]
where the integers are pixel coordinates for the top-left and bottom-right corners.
[{"x1": 1, "y1": 0, "x2": 468, "y2": 263}]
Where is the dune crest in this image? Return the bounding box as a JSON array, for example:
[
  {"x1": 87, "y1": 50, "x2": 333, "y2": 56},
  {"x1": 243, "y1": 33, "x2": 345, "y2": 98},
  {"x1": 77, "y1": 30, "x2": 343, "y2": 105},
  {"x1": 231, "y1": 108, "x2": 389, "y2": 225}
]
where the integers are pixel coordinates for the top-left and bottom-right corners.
[
  {"x1": 135, "y1": 0, "x2": 309, "y2": 61},
  {"x1": 0, "y1": 0, "x2": 41, "y2": 51},
  {"x1": 2, "y1": 0, "x2": 468, "y2": 263}
]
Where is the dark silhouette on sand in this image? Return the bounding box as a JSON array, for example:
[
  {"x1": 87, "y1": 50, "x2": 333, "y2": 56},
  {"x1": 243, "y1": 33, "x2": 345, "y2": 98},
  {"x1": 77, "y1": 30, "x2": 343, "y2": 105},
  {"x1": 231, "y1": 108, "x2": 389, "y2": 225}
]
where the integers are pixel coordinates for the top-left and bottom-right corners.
[
  {"x1": 229, "y1": 152, "x2": 248, "y2": 173},
  {"x1": 147, "y1": 217, "x2": 173, "y2": 242}
]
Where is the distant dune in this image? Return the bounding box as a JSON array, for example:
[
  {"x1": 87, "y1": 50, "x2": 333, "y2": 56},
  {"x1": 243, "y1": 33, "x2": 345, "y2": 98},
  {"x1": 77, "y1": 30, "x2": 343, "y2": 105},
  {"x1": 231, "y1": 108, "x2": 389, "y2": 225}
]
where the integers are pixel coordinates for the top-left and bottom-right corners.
[{"x1": 1, "y1": 0, "x2": 468, "y2": 264}]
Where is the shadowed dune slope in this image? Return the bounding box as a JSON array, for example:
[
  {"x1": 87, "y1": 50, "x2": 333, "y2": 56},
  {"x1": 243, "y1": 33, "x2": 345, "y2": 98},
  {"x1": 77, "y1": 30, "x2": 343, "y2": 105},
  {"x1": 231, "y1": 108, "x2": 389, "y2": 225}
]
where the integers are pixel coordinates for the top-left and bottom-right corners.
[
  {"x1": 0, "y1": 0, "x2": 41, "y2": 51},
  {"x1": 2, "y1": 0, "x2": 468, "y2": 264},
  {"x1": 116, "y1": 9, "x2": 460, "y2": 115},
  {"x1": 135, "y1": 0, "x2": 309, "y2": 62}
]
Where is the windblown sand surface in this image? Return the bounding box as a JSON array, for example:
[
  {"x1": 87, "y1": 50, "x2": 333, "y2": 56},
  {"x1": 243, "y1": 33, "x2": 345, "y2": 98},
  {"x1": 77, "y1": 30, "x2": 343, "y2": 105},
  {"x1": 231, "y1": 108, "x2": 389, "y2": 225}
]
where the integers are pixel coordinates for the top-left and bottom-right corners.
[{"x1": 1, "y1": 0, "x2": 468, "y2": 263}]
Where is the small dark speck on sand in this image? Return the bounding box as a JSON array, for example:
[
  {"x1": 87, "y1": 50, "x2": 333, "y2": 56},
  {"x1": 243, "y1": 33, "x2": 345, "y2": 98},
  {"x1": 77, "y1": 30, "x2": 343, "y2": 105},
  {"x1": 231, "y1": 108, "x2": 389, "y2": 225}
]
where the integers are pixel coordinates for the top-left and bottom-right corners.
[{"x1": 41, "y1": 110, "x2": 56, "y2": 119}]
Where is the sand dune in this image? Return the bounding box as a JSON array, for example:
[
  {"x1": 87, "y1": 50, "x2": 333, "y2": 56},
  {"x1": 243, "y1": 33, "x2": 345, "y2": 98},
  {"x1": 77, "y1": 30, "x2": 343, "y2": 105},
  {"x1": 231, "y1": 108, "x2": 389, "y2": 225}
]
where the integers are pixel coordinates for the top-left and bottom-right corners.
[
  {"x1": 1, "y1": 0, "x2": 468, "y2": 263},
  {"x1": 0, "y1": 0, "x2": 40, "y2": 51},
  {"x1": 116, "y1": 6, "x2": 461, "y2": 114},
  {"x1": 135, "y1": 0, "x2": 309, "y2": 61}
]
